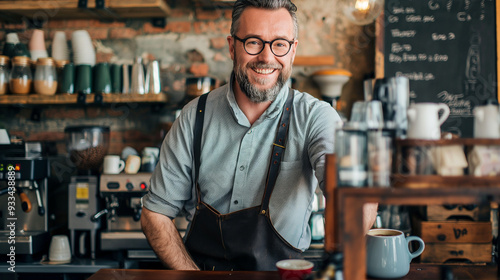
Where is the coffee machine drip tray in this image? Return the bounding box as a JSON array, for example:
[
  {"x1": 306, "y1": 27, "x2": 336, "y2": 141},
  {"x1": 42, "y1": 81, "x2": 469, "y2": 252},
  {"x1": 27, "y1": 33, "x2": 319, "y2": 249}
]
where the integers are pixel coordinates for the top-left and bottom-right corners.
[
  {"x1": 0, "y1": 230, "x2": 49, "y2": 255},
  {"x1": 100, "y1": 231, "x2": 151, "y2": 251}
]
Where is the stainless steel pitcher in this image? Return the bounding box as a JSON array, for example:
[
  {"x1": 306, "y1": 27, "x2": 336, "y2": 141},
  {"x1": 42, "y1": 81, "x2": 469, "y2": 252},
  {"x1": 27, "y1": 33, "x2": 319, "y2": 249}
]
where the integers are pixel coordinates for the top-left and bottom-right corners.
[
  {"x1": 145, "y1": 60, "x2": 161, "y2": 94},
  {"x1": 130, "y1": 57, "x2": 145, "y2": 94}
]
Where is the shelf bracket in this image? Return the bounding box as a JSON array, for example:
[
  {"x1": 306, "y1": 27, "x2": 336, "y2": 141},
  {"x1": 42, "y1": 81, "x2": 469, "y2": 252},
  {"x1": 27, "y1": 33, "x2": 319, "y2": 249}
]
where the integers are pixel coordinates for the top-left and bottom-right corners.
[
  {"x1": 95, "y1": 0, "x2": 119, "y2": 18},
  {"x1": 96, "y1": 0, "x2": 105, "y2": 9},
  {"x1": 77, "y1": 93, "x2": 87, "y2": 105},
  {"x1": 151, "y1": 18, "x2": 166, "y2": 28},
  {"x1": 94, "y1": 93, "x2": 103, "y2": 105},
  {"x1": 78, "y1": 0, "x2": 88, "y2": 9},
  {"x1": 30, "y1": 107, "x2": 42, "y2": 122}
]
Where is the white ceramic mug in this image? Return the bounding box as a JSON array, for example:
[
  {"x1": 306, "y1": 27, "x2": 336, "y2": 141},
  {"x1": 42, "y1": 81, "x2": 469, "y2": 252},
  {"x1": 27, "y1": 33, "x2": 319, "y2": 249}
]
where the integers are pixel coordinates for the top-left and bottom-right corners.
[
  {"x1": 49, "y1": 235, "x2": 71, "y2": 262},
  {"x1": 407, "y1": 103, "x2": 450, "y2": 140},
  {"x1": 474, "y1": 104, "x2": 500, "y2": 138},
  {"x1": 125, "y1": 155, "x2": 141, "y2": 174},
  {"x1": 103, "y1": 155, "x2": 125, "y2": 174}
]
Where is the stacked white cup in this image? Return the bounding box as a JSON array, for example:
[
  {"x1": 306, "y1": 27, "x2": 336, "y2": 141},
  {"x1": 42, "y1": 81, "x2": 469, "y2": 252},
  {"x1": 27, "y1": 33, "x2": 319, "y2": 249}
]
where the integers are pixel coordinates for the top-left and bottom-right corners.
[
  {"x1": 6, "y1": 32, "x2": 20, "y2": 44},
  {"x1": 71, "y1": 30, "x2": 96, "y2": 66},
  {"x1": 51, "y1": 31, "x2": 70, "y2": 61}
]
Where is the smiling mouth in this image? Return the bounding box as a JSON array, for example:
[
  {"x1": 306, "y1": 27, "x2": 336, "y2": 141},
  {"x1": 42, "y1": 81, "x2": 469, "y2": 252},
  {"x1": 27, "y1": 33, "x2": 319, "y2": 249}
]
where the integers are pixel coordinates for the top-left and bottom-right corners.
[{"x1": 253, "y1": 68, "x2": 275, "y2": 75}]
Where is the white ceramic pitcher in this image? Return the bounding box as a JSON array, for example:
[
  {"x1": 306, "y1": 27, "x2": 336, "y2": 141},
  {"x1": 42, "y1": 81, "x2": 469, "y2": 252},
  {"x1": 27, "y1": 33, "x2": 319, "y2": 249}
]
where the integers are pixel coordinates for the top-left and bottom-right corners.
[
  {"x1": 474, "y1": 104, "x2": 500, "y2": 138},
  {"x1": 407, "y1": 103, "x2": 450, "y2": 140}
]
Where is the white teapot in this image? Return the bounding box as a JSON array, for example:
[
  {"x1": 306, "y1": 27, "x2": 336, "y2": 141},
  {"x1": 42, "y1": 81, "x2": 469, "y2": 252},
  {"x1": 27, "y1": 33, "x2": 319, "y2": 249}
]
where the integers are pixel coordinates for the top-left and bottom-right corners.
[
  {"x1": 474, "y1": 103, "x2": 500, "y2": 138},
  {"x1": 407, "y1": 103, "x2": 450, "y2": 140}
]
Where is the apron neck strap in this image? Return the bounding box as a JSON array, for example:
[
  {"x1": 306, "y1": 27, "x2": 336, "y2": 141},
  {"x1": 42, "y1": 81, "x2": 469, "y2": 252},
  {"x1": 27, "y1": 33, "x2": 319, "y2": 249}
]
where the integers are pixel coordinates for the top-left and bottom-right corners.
[
  {"x1": 193, "y1": 92, "x2": 209, "y2": 204},
  {"x1": 260, "y1": 88, "x2": 294, "y2": 213}
]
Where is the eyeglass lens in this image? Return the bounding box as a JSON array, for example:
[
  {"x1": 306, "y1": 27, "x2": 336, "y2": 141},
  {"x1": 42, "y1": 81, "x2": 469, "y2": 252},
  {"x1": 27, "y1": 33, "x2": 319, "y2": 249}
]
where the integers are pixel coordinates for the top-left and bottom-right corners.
[{"x1": 244, "y1": 38, "x2": 291, "y2": 56}]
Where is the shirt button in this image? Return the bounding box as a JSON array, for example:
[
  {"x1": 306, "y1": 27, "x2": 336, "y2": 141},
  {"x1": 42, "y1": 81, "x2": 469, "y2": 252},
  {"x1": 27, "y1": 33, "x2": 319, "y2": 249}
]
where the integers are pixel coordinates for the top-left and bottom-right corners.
[
  {"x1": 239, "y1": 165, "x2": 245, "y2": 171},
  {"x1": 234, "y1": 200, "x2": 239, "y2": 205},
  {"x1": 248, "y1": 129, "x2": 252, "y2": 134}
]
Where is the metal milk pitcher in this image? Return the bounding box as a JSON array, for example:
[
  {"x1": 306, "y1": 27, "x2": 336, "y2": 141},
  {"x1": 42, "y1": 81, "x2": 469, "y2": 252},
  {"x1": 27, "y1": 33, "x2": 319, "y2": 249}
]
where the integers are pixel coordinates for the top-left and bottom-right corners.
[
  {"x1": 145, "y1": 60, "x2": 161, "y2": 94},
  {"x1": 130, "y1": 57, "x2": 145, "y2": 94}
]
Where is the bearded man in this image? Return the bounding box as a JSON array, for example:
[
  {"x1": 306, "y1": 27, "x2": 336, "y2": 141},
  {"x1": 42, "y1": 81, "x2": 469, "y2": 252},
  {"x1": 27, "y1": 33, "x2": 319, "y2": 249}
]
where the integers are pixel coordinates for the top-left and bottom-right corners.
[{"x1": 141, "y1": 0, "x2": 377, "y2": 271}]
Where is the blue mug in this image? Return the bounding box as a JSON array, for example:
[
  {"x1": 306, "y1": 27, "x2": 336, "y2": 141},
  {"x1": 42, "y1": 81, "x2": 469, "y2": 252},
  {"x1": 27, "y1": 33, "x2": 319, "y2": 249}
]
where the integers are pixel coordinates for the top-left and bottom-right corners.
[{"x1": 366, "y1": 229, "x2": 425, "y2": 278}]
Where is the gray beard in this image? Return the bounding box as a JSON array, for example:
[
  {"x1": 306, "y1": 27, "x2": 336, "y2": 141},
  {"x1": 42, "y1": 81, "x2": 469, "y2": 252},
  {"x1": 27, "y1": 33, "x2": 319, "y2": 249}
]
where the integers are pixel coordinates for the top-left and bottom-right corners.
[{"x1": 234, "y1": 62, "x2": 289, "y2": 103}]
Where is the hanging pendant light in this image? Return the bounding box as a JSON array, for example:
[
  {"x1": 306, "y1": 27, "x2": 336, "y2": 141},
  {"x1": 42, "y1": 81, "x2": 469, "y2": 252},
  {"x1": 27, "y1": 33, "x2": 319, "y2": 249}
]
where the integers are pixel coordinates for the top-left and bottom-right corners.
[{"x1": 340, "y1": 0, "x2": 384, "y2": 25}]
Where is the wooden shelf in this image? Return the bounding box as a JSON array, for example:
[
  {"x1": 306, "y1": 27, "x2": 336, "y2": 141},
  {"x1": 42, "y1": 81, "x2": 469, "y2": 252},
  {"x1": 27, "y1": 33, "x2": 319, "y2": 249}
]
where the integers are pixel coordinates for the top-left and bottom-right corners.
[
  {"x1": 0, "y1": 0, "x2": 170, "y2": 21},
  {"x1": 193, "y1": 0, "x2": 235, "y2": 7},
  {"x1": 391, "y1": 174, "x2": 500, "y2": 188},
  {"x1": 0, "y1": 93, "x2": 167, "y2": 105},
  {"x1": 396, "y1": 138, "x2": 500, "y2": 146},
  {"x1": 293, "y1": 55, "x2": 335, "y2": 66}
]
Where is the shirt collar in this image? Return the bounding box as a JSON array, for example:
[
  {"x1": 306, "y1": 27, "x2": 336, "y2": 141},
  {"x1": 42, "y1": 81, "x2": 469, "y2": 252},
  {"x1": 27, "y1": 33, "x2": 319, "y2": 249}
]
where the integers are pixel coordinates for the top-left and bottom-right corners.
[{"x1": 226, "y1": 72, "x2": 288, "y2": 126}]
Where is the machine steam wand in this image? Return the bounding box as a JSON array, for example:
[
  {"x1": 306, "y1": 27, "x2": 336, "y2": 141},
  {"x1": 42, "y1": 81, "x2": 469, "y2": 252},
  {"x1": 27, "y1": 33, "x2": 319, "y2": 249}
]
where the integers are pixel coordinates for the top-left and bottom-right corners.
[
  {"x1": 32, "y1": 180, "x2": 45, "y2": 215},
  {"x1": 91, "y1": 195, "x2": 119, "y2": 222}
]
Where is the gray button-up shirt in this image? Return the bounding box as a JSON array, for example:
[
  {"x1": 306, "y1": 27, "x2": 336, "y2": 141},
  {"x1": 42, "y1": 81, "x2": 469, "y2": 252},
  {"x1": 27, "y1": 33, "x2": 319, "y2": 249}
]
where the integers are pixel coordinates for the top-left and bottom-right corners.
[{"x1": 143, "y1": 78, "x2": 341, "y2": 251}]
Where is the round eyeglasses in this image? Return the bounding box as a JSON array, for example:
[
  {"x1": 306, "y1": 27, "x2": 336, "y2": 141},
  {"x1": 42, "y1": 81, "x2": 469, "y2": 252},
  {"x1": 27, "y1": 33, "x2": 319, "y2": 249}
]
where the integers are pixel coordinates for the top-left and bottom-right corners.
[{"x1": 233, "y1": 35, "x2": 294, "y2": 57}]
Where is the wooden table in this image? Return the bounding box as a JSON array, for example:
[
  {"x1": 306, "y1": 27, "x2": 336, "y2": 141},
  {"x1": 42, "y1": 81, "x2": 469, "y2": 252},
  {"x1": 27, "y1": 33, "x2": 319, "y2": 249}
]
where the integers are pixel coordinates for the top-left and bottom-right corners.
[{"x1": 87, "y1": 264, "x2": 498, "y2": 280}]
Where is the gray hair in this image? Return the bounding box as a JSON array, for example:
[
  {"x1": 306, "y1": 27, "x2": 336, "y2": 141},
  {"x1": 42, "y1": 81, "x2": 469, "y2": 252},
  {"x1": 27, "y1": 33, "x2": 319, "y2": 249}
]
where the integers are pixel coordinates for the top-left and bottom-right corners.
[{"x1": 230, "y1": 0, "x2": 298, "y2": 39}]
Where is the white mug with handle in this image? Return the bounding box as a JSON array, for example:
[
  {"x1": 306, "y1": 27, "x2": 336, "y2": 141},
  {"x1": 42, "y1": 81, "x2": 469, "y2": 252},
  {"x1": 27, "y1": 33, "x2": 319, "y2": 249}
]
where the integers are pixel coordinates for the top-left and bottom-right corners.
[
  {"x1": 474, "y1": 104, "x2": 500, "y2": 138},
  {"x1": 103, "y1": 155, "x2": 125, "y2": 174},
  {"x1": 407, "y1": 103, "x2": 450, "y2": 140}
]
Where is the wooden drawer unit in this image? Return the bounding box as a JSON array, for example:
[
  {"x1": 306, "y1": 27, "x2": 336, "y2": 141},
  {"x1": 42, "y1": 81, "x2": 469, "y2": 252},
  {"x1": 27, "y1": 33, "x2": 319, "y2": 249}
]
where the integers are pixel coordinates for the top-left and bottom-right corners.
[
  {"x1": 420, "y1": 243, "x2": 492, "y2": 263},
  {"x1": 425, "y1": 204, "x2": 490, "y2": 221},
  {"x1": 416, "y1": 221, "x2": 492, "y2": 243}
]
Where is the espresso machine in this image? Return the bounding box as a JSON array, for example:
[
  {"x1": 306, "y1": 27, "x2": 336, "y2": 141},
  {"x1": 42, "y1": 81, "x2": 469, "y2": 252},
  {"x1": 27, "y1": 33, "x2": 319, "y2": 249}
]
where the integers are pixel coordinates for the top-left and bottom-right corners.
[
  {"x1": 93, "y1": 173, "x2": 153, "y2": 258},
  {"x1": 0, "y1": 142, "x2": 50, "y2": 259}
]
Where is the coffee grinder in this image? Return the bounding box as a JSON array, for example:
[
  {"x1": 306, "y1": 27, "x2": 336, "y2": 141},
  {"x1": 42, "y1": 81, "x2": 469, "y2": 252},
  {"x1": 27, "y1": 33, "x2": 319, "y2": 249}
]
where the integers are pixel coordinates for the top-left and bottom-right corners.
[
  {"x1": 0, "y1": 142, "x2": 50, "y2": 259},
  {"x1": 65, "y1": 126, "x2": 109, "y2": 259}
]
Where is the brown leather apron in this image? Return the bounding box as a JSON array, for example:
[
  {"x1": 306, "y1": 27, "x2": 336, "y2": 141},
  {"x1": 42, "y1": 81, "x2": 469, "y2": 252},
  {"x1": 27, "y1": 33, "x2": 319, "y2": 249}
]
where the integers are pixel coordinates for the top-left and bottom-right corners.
[{"x1": 184, "y1": 88, "x2": 303, "y2": 271}]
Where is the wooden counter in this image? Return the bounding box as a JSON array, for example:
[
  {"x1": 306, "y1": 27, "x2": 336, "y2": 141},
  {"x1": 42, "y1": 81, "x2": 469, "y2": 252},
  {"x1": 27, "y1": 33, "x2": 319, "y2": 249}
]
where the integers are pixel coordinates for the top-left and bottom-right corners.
[{"x1": 87, "y1": 264, "x2": 498, "y2": 280}]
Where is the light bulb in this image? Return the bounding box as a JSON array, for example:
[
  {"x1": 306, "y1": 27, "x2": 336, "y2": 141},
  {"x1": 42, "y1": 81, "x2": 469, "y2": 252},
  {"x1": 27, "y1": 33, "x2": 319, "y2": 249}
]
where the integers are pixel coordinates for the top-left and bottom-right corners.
[{"x1": 340, "y1": 0, "x2": 384, "y2": 25}]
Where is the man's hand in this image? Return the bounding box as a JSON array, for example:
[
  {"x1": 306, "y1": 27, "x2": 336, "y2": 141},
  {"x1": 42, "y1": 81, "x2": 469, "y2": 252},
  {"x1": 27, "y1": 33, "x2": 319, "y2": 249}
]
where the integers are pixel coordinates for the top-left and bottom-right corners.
[
  {"x1": 364, "y1": 203, "x2": 379, "y2": 233},
  {"x1": 141, "y1": 207, "x2": 199, "y2": 270}
]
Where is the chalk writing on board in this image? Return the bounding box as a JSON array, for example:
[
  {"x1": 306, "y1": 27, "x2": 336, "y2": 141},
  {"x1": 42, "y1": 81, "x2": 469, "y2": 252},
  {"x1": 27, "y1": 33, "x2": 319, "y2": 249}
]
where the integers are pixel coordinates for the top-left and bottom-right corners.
[{"x1": 381, "y1": 0, "x2": 496, "y2": 137}]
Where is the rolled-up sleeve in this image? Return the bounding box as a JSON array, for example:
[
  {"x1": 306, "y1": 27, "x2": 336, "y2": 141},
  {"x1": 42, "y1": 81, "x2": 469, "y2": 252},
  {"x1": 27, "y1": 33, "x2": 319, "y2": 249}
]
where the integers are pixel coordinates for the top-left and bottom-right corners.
[{"x1": 142, "y1": 103, "x2": 197, "y2": 219}]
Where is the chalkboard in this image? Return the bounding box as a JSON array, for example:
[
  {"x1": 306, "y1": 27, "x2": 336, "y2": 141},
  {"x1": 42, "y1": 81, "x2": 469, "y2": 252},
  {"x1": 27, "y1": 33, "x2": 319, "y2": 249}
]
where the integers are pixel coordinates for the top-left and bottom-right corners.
[{"x1": 376, "y1": 0, "x2": 498, "y2": 137}]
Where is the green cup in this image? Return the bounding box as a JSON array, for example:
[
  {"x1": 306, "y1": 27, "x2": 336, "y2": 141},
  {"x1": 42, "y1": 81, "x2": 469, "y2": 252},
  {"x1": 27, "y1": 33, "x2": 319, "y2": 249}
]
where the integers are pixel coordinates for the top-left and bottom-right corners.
[
  {"x1": 2, "y1": 43, "x2": 16, "y2": 58},
  {"x1": 93, "y1": 63, "x2": 111, "y2": 94},
  {"x1": 59, "y1": 63, "x2": 74, "y2": 94},
  {"x1": 110, "y1": 63, "x2": 122, "y2": 93},
  {"x1": 75, "y1": 64, "x2": 93, "y2": 94},
  {"x1": 13, "y1": 43, "x2": 30, "y2": 58}
]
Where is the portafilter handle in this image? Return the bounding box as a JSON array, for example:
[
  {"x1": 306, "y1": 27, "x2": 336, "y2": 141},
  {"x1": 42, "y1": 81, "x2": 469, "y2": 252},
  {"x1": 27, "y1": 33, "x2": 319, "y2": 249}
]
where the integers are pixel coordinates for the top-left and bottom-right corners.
[{"x1": 16, "y1": 186, "x2": 32, "y2": 213}]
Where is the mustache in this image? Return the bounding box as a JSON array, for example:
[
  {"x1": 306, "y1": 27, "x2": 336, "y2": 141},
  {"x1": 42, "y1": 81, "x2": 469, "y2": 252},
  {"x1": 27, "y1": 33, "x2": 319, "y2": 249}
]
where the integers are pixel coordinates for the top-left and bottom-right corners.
[{"x1": 247, "y1": 62, "x2": 282, "y2": 70}]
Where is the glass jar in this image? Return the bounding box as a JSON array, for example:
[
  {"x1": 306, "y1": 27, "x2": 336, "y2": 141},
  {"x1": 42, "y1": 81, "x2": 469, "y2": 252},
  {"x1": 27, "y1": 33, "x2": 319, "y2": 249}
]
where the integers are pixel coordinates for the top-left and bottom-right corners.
[
  {"x1": 9, "y1": 56, "x2": 32, "y2": 95},
  {"x1": 0, "y1": 55, "x2": 9, "y2": 95},
  {"x1": 334, "y1": 126, "x2": 368, "y2": 187},
  {"x1": 34, "y1": 57, "x2": 57, "y2": 95}
]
